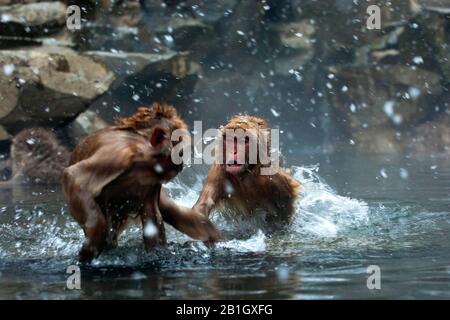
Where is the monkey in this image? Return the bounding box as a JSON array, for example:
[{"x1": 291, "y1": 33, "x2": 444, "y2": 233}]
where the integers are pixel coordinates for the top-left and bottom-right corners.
[
  {"x1": 62, "y1": 102, "x2": 220, "y2": 262},
  {"x1": 193, "y1": 115, "x2": 300, "y2": 231},
  {"x1": 1, "y1": 127, "x2": 70, "y2": 185}
]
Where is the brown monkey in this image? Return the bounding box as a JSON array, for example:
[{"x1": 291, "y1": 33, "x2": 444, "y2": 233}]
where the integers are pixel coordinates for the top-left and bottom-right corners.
[
  {"x1": 7, "y1": 127, "x2": 70, "y2": 185},
  {"x1": 193, "y1": 115, "x2": 300, "y2": 229},
  {"x1": 63, "y1": 102, "x2": 220, "y2": 262}
]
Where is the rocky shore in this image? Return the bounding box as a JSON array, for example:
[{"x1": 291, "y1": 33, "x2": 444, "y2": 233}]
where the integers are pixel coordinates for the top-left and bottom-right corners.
[{"x1": 0, "y1": 0, "x2": 448, "y2": 161}]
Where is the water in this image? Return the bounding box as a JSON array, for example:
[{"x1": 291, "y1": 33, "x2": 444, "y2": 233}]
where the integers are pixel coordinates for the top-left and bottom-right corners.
[{"x1": 0, "y1": 154, "x2": 449, "y2": 299}]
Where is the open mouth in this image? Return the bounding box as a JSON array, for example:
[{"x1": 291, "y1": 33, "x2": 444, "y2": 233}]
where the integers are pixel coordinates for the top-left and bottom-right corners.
[{"x1": 226, "y1": 162, "x2": 244, "y2": 173}]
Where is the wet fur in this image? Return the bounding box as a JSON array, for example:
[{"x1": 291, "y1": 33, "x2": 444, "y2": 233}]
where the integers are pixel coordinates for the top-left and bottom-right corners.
[
  {"x1": 63, "y1": 102, "x2": 219, "y2": 262},
  {"x1": 7, "y1": 127, "x2": 70, "y2": 185},
  {"x1": 194, "y1": 115, "x2": 300, "y2": 228}
]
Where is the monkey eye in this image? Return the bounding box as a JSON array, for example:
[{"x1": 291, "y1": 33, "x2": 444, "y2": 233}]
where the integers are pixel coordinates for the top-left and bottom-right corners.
[{"x1": 151, "y1": 128, "x2": 167, "y2": 148}]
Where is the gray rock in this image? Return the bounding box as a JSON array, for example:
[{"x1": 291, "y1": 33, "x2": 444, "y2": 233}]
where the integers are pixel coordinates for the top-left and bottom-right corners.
[
  {"x1": 0, "y1": 46, "x2": 115, "y2": 132},
  {"x1": 0, "y1": 125, "x2": 10, "y2": 141},
  {"x1": 419, "y1": 0, "x2": 450, "y2": 13},
  {"x1": 328, "y1": 64, "x2": 443, "y2": 154},
  {"x1": 352, "y1": 128, "x2": 403, "y2": 154},
  {"x1": 83, "y1": 50, "x2": 196, "y2": 90},
  {"x1": 216, "y1": 0, "x2": 265, "y2": 72},
  {"x1": 272, "y1": 51, "x2": 314, "y2": 75},
  {"x1": 149, "y1": 17, "x2": 217, "y2": 62},
  {"x1": 328, "y1": 64, "x2": 442, "y2": 129},
  {"x1": 67, "y1": 110, "x2": 109, "y2": 143},
  {"x1": 270, "y1": 20, "x2": 315, "y2": 51},
  {"x1": 408, "y1": 114, "x2": 450, "y2": 157},
  {"x1": 72, "y1": 49, "x2": 199, "y2": 132},
  {"x1": 0, "y1": 1, "x2": 66, "y2": 37}
]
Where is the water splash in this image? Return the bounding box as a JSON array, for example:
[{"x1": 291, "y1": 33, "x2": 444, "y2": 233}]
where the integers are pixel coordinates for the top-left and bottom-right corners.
[
  {"x1": 217, "y1": 230, "x2": 266, "y2": 253},
  {"x1": 0, "y1": 166, "x2": 398, "y2": 265},
  {"x1": 291, "y1": 165, "x2": 369, "y2": 238}
]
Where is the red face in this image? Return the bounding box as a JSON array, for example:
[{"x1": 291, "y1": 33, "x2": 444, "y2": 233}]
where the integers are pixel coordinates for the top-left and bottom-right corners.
[{"x1": 223, "y1": 135, "x2": 251, "y2": 174}]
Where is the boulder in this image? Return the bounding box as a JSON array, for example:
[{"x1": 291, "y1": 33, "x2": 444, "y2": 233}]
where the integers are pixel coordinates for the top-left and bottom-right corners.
[
  {"x1": 327, "y1": 64, "x2": 444, "y2": 154},
  {"x1": 0, "y1": 125, "x2": 10, "y2": 141},
  {"x1": 68, "y1": 49, "x2": 199, "y2": 138},
  {"x1": 0, "y1": 46, "x2": 115, "y2": 133},
  {"x1": 0, "y1": 1, "x2": 66, "y2": 37},
  {"x1": 270, "y1": 20, "x2": 315, "y2": 51},
  {"x1": 328, "y1": 64, "x2": 442, "y2": 130},
  {"x1": 75, "y1": 23, "x2": 163, "y2": 53},
  {"x1": 269, "y1": 20, "x2": 316, "y2": 75},
  {"x1": 83, "y1": 50, "x2": 195, "y2": 91},
  {"x1": 147, "y1": 17, "x2": 217, "y2": 62},
  {"x1": 66, "y1": 109, "x2": 109, "y2": 143},
  {"x1": 407, "y1": 114, "x2": 450, "y2": 157},
  {"x1": 352, "y1": 128, "x2": 403, "y2": 154},
  {"x1": 419, "y1": 0, "x2": 450, "y2": 13}
]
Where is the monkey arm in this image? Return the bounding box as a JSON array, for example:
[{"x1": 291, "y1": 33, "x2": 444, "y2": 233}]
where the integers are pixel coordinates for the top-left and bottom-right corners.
[
  {"x1": 193, "y1": 165, "x2": 224, "y2": 217},
  {"x1": 159, "y1": 188, "x2": 221, "y2": 242}
]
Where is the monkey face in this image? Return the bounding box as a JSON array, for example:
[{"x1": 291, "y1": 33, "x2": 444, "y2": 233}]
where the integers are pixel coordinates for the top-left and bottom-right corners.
[
  {"x1": 218, "y1": 115, "x2": 270, "y2": 176},
  {"x1": 220, "y1": 130, "x2": 261, "y2": 176}
]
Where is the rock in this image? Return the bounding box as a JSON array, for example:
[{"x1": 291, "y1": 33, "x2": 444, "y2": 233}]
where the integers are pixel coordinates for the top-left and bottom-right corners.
[
  {"x1": 148, "y1": 17, "x2": 217, "y2": 62},
  {"x1": 93, "y1": 0, "x2": 142, "y2": 27},
  {"x1": 269, "y1": 20, "x2": 316, "y2": 75},
  {"x1": 67, "y1": 110, "x2": 109, "y2": 143},
  {"x1": 141, "y1": 0, "x2": 240, "y2": 25},
  {"x1": 413, "y1": 12, "x2": 450, "y2": 81},
  {"x1": 328, "y1": 64, "x2": 442, "y2": 130},
  {"x1": 289, "y1": 0, "x2": 422, "y2": 59},
  {"x1": 352, "y1": 128, "x2": 403, "y2": 154},
  {"x1": 0, "y1": 1, "x2": 67, "y2": 37},
  {"x1": 407, "y1": 114, "x2": 450, "y2": 157},
  {"x1": 419, "y1": 0, "x2": 450, "y2": 13},
  {"x1": 216, "y1": 0, "x2": 265, "y2": 72},
  {"x1": 76, "y1": 23, "x2": 163, "y2": 53},
  {"x1": 0, "y1": 28, "x2": 75, "y2": 49},
  {"x1": 270, "y1": 20, "x2": 315, "y2": 51},
  {"x1": 327, "y1": 64, "x2": 445, "y2": 154},
  {"x1": 0, "y1": 46, "x2": 115, "y2": 132},
  {"x1": 76, "y1": 50, "x2": 199, "y2": 129},
  {"x1": 0, "y1": 1, "x2": 46, "y2": 4},
  {"x1": 272, "y1": 51, "x2": 314, "y2": 75},
  {"x1": 83, "y1": 50, "x2": 196, "y2": 90},
  {"x1": 0, "y1": 125, "x2": 10, "y2": 141}
]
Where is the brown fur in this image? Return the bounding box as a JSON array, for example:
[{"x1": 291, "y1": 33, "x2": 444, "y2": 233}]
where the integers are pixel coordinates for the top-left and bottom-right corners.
[
  {"x1": 10, "y1": 127, "x2": 70, "y2": 184},
  {"x1": 194, "y1": 115, "x2": 300, "y2": 229},
  {"x1": 63, "y1": 102, "x2": 220, "y2": 262},
  {"x1": 116, "y1": 102, "x2": 187, "y2": 131}
]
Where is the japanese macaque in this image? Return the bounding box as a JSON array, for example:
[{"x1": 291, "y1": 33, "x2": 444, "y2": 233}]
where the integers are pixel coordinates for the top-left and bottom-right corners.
[
  {"x1": 193, "y1": 115, "x2": 300, "y2": 229},
  {"x1": 2, "y1": 127, "x2": 70, "y2": 185},
  {"x1": 62, "y1": 102, "x2": 220, "y2": 262}
]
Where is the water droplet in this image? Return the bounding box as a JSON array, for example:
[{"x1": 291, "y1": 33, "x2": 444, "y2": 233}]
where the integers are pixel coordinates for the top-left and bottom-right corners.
[
  {"x1": 3, "y1": 64, "x2": 14, "y2": 76},
  {"x1": 270, "y1": 108, "x2": 280, "y2": 117},
  {"x1": 154, "y1": 164, "x2": 164, "y2": 174},
  {"x1": 143, "y1": 222, "x2": 158, "y2": 238}
]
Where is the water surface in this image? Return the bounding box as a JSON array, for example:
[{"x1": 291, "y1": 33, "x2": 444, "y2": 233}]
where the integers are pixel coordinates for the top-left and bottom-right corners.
[{"x1": 0, "y1": 154, "x2": 449, "y2": 299}]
